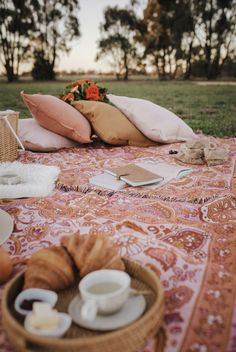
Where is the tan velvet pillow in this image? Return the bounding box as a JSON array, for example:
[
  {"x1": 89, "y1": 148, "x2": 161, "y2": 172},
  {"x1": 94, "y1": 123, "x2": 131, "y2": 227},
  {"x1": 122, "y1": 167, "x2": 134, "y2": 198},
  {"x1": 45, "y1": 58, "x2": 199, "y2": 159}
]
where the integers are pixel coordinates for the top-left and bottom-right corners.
[
  {"x1": 21, "y1": 92, "x2": 92, "y2": 144},
  {"x1": 73, "y1": 100, "x2": 156, "y2": 147}
]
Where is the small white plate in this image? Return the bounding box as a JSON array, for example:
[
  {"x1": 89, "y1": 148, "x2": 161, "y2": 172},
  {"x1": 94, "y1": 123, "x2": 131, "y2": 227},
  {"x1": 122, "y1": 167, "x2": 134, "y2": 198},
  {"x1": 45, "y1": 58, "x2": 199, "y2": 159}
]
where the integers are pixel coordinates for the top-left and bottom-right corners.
[
  {"x1": 68, "y1": 294, "x2": 146, "y2": 331},
  {"x1": 14, "y1": 288, "x2": 58, "y2": 316},
  {"x1": 0, "y1": 209, "x2": 14, "y2": 245},
  {"x1": 24, "y1": 312, "x2": 71, "y2": 338}
]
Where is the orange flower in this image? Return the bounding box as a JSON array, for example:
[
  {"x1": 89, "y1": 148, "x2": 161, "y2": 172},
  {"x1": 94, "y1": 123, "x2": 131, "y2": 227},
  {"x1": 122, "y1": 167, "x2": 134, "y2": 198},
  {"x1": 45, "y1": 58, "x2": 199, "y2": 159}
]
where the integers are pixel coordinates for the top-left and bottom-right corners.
[
  {"x1": 62, "y1": 93, "x2": 74, "y2": 102},
  {"x1": 85, "y1": 84, "x2": 100, "y2": 101},
  {"x1": 72, "y1": 79, "x2": 88, "y2": 87}
]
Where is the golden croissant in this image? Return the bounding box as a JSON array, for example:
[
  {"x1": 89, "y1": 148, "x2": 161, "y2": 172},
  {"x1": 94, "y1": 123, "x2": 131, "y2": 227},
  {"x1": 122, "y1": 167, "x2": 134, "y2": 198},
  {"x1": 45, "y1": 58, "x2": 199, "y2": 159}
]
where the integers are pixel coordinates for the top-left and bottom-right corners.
[
  {"x1": 24, "y1": 246, "x2": 75, "y2": 291},
  {"x1": 61, "y1": 232, "x2": 125, "y2": 277}
]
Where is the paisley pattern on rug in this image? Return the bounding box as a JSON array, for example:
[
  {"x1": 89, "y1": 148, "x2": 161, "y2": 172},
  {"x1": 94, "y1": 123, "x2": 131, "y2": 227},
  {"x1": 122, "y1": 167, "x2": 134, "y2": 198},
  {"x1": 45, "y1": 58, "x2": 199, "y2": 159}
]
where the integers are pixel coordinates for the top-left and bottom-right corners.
[
  {"x1": 200, "y1": 196, "x2": 236, "y2": 223},
  {"x1": 0, "y1": 137, "x2": 236, "y2": 352},
  {"x1": 17, "y1": 138, "x2": 236, "y2": 203}
]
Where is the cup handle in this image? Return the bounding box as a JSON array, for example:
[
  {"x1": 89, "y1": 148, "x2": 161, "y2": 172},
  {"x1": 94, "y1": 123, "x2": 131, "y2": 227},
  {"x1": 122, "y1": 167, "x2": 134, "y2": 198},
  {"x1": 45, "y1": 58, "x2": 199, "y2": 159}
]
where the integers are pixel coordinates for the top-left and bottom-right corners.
[{"x1": 81, "y1": 300, "x2": 98, "y2": 321}]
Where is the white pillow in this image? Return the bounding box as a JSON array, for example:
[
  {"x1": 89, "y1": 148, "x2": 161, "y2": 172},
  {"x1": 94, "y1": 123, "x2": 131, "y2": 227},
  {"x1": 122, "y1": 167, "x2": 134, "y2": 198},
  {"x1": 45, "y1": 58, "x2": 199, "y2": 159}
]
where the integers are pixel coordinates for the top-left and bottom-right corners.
[
  {"x1": 18, "y1": 118, "x2": 78, "y2": 152},
  {"x1": 108, "y1": 94, "x2": 196, "y2": 143}
]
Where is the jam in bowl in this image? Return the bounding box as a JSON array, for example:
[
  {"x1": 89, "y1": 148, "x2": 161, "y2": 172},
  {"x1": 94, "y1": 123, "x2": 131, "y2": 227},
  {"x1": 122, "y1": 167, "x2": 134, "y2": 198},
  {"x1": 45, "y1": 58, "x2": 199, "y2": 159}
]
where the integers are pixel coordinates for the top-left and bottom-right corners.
[{"x1": 14, "y1": 288, "x2": 58, "y2": 315}]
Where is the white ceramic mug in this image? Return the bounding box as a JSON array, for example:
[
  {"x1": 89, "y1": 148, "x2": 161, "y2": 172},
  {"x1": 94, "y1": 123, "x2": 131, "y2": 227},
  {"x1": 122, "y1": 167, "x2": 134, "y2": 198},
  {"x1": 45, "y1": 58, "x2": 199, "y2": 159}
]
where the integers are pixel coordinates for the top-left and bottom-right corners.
[{"x1": 79, "y1": 269, "x2": 131, "y2": 321}]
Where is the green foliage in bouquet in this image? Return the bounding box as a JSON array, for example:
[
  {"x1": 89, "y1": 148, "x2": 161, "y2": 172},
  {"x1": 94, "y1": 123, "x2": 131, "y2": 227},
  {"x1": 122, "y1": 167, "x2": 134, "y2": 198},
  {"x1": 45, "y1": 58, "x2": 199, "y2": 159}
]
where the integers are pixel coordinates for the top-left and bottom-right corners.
[{"x1": 60, "y1": 79, "x2": 110, "y2": 104}]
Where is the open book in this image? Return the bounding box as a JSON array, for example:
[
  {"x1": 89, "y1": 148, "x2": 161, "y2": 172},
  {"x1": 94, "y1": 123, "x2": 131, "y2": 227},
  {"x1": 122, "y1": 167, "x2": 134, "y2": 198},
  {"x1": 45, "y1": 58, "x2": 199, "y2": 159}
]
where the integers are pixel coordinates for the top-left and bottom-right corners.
[
  {"x1": 105, "y1": 164, "x2": 163, "y2": 187},
  {"x1": 89, "y1": 161, "x2": 192, "y2": 191},
  {"x1": 136, "y1": 161, "x2": 192, "y2": 189}
]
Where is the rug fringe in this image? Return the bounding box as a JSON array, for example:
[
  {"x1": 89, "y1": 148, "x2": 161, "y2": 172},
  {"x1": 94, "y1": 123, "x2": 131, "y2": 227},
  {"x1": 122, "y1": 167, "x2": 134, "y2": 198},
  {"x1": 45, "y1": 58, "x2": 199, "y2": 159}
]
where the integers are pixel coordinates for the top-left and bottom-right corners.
[{"x1": 56, "y1": 182, "x2": 233, "y2": 204}]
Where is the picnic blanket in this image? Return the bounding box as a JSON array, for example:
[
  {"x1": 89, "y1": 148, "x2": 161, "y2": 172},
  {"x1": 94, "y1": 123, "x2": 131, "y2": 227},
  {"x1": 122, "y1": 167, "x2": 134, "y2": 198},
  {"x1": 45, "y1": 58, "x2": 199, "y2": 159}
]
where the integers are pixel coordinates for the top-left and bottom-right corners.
[
  {"x1": 0, "y1": 137, "x2": 236, "y2": 352},
  {"x1": 19, "y1": 137, "x2": 236, "y2": 203}
]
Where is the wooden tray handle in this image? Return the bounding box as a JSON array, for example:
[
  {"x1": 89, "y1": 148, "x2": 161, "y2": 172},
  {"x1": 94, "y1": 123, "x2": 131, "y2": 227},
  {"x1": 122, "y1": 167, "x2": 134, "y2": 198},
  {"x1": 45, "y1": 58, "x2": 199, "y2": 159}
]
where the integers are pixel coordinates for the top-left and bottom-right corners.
[{"x1": 6, "y1": 328, "x2": 28, "y2": 352}]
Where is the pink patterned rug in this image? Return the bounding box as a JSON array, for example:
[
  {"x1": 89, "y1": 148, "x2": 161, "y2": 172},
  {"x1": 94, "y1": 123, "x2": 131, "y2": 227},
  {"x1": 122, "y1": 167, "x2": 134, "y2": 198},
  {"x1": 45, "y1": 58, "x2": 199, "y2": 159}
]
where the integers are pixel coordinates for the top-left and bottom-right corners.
[
  {"x1": 0, "y1": 137, "x2": 236, "y2": 352},
  {"x1": 19, "y1": 137, "x2": 236, "y2": 203}
]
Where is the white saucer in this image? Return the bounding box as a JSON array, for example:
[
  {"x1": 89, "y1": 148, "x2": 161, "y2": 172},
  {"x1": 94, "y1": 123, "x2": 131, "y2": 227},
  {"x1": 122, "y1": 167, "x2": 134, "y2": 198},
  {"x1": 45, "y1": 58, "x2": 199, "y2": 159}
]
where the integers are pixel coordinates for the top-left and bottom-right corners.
[
  {"x1": 68, "y1": 294, "x2": 146, "y2": 331},
  {"x1": 0, "y1": 209, "x2": 14, "y2": 245}
]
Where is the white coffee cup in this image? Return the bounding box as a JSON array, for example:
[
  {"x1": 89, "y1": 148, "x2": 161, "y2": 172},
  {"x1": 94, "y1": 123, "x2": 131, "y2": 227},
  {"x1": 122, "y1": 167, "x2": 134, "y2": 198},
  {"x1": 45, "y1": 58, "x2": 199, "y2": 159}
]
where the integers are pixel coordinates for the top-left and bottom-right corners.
[{"x1": 79, "y1": 269, "x2": 131, "y2": 322}]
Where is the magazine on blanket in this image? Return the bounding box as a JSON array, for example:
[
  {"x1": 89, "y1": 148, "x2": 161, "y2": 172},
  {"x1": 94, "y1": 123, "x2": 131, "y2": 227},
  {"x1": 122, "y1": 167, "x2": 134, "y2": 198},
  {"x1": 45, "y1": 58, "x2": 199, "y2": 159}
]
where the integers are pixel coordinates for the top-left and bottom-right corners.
[
  {"x1": 105, "y1": 163, "x2": 164, "y2": 187},
  {"x1": 89, "y1": 161, "x2": 192, "y2": 191}
]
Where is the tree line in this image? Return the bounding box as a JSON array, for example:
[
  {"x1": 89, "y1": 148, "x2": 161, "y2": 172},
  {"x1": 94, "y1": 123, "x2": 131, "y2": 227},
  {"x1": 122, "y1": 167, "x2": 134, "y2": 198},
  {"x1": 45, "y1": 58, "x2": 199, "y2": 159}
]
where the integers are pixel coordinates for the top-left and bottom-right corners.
[
  {"x1": 0, "y1": 0, "x2": 80, "y2": 82},
  {"x1": 0, "y1": 0, "x2": 235, "y2": 82}
]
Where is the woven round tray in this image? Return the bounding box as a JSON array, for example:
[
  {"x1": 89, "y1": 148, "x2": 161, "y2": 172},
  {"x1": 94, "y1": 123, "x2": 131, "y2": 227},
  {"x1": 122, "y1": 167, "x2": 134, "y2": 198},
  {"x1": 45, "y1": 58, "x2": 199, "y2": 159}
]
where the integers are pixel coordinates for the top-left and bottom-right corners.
[{"x1": 2, "y1": 258, "x2": 165, "y2": 352}]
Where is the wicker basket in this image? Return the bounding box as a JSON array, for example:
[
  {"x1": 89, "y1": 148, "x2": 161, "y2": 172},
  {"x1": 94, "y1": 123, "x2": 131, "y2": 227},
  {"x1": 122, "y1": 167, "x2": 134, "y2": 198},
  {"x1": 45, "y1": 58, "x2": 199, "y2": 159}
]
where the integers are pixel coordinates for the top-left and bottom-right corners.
[
  {"x1": 0, "y1": 111, "x2": 19, "y2": 162},
  {"x1": 2, "y1": 258, "x2": 165, "y2": 352}
]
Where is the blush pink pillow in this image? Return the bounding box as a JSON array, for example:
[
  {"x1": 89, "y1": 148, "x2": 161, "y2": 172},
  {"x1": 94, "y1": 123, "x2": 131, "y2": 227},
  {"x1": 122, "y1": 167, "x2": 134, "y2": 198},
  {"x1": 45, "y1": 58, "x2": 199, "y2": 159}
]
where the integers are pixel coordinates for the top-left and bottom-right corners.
[
  {"x1": 18, "y1": 118, "x2": 78, "y2": 152},
  {"x1": 108, "y1": 94, "x2": 196, "y2": 143},
  {"x1": 21, "y1": 92, "x2": 92, "y2": 143}
]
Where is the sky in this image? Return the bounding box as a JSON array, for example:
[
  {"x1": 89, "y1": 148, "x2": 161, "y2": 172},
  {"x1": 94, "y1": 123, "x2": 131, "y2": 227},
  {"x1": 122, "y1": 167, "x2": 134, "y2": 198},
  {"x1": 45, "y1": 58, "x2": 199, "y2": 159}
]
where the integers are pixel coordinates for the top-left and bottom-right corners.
[
  {"x1": 57, "y1": 0, "x2": 131, "y2": 73},
  {"x1": 0, "y1": 0, "x2": 147, "y2": 75}
]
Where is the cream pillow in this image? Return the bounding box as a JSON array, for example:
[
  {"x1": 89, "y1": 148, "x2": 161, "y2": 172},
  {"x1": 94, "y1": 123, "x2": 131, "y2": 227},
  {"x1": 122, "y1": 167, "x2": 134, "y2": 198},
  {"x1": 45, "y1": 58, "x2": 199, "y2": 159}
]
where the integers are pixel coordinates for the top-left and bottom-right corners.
[
  {"x1": 21, "y1": 92, "x2": 92, "y2": 143},
  {"x1": 73, "y1": 100, "x2": 156, "y2": 147},
  {"x1": 18, "y1": 118, "x2": 78, "y2": 152},
  {"x1": 108, "y1": 94, "x2": 196, "y2": 143}
]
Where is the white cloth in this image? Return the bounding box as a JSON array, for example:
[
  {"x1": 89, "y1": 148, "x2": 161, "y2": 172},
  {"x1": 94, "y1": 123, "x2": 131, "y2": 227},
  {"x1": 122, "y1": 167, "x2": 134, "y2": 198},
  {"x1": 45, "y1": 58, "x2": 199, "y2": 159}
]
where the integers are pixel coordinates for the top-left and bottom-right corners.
[{"x1": 0, "y1": 162, "x2": 60, "y2": 198}]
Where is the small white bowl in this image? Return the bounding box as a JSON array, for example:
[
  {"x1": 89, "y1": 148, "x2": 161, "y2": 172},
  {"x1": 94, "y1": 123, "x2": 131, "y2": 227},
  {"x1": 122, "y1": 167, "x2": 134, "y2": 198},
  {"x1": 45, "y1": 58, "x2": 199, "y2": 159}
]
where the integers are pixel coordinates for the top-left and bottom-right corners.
[
  {"x1": 14, "y1": 288, "x2": 58, "y2": 316},
  {"x1": 24, "y1": 312, "x2": 72, "y2": 338}
]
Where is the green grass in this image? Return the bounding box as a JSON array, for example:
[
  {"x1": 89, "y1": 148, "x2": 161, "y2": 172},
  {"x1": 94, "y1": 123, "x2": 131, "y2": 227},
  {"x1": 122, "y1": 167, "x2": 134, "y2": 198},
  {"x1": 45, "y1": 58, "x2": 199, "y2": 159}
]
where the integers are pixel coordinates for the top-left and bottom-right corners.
[{"x1": 0, "y1": 79, "x2": 235, "y2": 137}]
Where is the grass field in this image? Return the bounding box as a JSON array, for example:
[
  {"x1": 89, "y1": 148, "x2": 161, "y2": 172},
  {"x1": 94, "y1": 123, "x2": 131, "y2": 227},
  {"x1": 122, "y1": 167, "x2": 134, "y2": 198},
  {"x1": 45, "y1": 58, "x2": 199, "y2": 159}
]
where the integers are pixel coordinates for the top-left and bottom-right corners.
[{"x1": 0, "y1": 79, "x2": 235, "y2": 137}]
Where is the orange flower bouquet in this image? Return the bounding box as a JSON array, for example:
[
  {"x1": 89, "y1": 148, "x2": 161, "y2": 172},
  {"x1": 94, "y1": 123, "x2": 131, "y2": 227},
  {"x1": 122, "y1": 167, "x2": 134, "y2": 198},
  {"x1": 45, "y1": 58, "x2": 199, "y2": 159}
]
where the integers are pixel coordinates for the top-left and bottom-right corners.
[{"x1": 60, "y1": 79, "x2": 110, "y2": 104}]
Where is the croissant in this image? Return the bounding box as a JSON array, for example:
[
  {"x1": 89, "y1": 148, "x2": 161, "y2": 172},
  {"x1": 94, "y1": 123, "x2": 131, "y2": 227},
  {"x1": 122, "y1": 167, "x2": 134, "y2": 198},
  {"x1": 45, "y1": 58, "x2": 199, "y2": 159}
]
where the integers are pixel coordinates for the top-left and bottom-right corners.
[
  {"x1": 61, "y1": 232, "x2": 125, "y2": 277},
  {"x1": 24, "y1": 246, "x2": 75, "y2": 291}
]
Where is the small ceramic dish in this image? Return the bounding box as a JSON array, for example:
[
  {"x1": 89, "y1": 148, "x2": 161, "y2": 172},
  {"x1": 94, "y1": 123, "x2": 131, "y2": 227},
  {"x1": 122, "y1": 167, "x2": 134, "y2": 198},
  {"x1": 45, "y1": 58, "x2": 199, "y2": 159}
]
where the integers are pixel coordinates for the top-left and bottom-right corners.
[
  {"x1": 24, "y1": 312, "x2": 72, "y2": 338},
  {"x1": 0, "y1": 171, "x2": 21, "y2": 185},
  {"x1": 14, "y1": 288, "x2": 58, "y2": 316}
]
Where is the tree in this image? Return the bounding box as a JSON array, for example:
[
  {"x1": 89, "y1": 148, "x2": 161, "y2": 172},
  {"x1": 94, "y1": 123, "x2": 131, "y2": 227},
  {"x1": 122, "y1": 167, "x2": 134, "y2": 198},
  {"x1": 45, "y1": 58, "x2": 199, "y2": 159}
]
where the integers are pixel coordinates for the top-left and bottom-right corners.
[
  {"x1": 0, "y1": 0, "x2": 38, "y2": 82},
  {"x1": 141, "y1": 0, "x2": 236, "y2": 79},
  {"x1": 32, "y1": 0, "x2": 80, "y2": 80},
  {"x1": 31, "y1": 50, "x2": 55, "y2": 80},
  {"x1": 140, "y1": 0, "x2": 195, "y2": 79},
  {"x1": 96, "y1": 6, "x2": 142, "y2": 80},
  {"x1": 193, "y1": 0, "x2": 236, "y2": 79}
]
